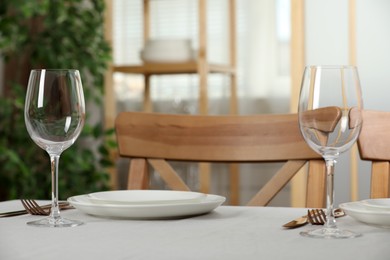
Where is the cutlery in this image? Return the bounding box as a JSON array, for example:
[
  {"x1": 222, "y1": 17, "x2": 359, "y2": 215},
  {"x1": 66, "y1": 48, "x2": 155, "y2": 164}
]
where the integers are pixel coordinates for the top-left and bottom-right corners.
[
  {"x1": 307, "y1": 209, "x2": 327, "y2": 225},
  {"x1": 283, "y1": 215, "x2": 308, "y2": 229},
  {"x1": 283, "y1": 208, "x2": 345, "y2": 229},
  {"x1": 21, "y1": 199, "x2": 73, "y2": 216},
  {"x1": 0, "y1": 200, "x2": 72, "y2": 218}
]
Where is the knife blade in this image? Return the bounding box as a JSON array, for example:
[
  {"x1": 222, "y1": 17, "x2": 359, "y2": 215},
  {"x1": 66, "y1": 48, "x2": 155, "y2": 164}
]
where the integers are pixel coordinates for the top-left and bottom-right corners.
[{"x1": 282, "y1": 215, "x2": 308, "y2": 229}]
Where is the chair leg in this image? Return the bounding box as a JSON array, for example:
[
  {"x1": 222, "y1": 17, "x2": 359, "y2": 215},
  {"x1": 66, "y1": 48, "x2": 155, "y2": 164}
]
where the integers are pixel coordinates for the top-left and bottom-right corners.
[
  {"x1": 229, "y1": 163, "x2": 240, "y2": 205},
  {"x1": 371, "y1": 161, "x2": 390, "y2": 198},
  {"x1": 306, "y1": 160, "x2": 326, "y2": 208},
  {"x1": 127, "y1": 158, "x2": 149, "y2": 189}
]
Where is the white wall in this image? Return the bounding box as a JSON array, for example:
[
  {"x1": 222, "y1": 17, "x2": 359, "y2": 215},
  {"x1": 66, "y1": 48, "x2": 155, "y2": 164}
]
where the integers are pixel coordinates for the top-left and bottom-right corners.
[
  {"x1": 356, "y1": 0, "x2": 390, "y2": 110},
  {"x1": 305, "y1": 0, "x2": 390, "y2": 205},
  {"x1": 305, "y1": 0, "x2": 349, "y2": 65}
]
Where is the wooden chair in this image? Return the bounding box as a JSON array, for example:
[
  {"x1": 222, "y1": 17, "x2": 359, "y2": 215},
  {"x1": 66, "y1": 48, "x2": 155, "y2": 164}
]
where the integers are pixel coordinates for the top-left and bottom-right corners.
[
  {"x1": 358, "y1": 110, "x2": 390, "y2": 198},
  {"x1": 115, "y1": 112, "x2": 326, "y2": 207}
]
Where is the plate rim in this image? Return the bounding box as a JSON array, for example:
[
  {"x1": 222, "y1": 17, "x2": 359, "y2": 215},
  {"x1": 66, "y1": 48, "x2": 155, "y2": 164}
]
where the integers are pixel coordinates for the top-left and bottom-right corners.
[
  {"x1": 67, "y1": 193, "x2": 226, "y2": 219},
  {"x1": 339, "y1": 201, "x2": 390, "y2": 215},
  {"x1": 87, "y1": 189, "x2": 207, "y2": 205},
  {"x1": 340, "y1": 201, "x2": 390, "y2": 227},
  {"x1": 360, "y1": 198, "x2": 390, "y2": 210}
]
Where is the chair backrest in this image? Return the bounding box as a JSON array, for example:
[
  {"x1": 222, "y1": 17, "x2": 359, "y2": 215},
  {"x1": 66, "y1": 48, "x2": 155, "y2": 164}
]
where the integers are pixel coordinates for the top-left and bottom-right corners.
[
  {"x1": 358, "y1": 110, "x2": 390, "y2": 198},
  {"x1": 115, "y1": 112, "x2": 325, "y2": 207}
]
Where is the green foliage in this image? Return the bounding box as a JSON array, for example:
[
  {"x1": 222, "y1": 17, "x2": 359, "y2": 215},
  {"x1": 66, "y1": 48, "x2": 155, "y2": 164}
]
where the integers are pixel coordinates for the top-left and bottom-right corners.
[{"x1": 0, "y1": 0, "x2": 113, "y2": 200}]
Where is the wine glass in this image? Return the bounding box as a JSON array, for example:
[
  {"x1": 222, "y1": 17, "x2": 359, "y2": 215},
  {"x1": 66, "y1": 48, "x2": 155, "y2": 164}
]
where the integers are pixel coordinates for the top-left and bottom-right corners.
[
  {"x1": 298, "y1": 65, "x2": 363, "y2": 239},
  {"x1": 24, "y1": 69, "x2": 85, "y2": 227}
]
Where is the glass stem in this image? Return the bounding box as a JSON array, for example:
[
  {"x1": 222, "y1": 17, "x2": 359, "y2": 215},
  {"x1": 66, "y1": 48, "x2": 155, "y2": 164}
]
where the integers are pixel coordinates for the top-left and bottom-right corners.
[
  {"x1": 50, "y1": 154, "x2": 61, "y2": 219},
  {"x1": 325, "y1": 159, "x2": 336, "y2": 229}
]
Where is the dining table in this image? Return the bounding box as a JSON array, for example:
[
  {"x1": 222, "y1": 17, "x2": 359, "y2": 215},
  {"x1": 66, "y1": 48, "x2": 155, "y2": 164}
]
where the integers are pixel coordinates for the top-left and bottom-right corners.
[{"x1": 1, "y1": 199, "x2": 389, "y2": 260}]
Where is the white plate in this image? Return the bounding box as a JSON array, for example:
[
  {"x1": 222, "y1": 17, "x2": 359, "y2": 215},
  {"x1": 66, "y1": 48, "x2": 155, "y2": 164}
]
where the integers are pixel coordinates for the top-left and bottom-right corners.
[
  {"x1": 360, "y1": 198, "x2": 390, "y2": 210},
  {"x1": 68, "y1": 194, "x2": 225, "y2": 220},
  {"x1": 87, "y1": 190, "x2": 207, "y2": 205},
  {"x1": 340, "y1": 201, "x2": 390, "y2": 227}
]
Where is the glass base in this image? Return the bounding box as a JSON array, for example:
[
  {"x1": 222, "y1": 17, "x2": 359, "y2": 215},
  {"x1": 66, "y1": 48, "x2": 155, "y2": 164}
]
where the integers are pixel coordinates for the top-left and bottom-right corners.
[
  {"x1": 300, "y1": 227, "x2": 361, "y2": 239},
  {"x1": 27, "y1": 216, "x2": 83, "y2": 228}
]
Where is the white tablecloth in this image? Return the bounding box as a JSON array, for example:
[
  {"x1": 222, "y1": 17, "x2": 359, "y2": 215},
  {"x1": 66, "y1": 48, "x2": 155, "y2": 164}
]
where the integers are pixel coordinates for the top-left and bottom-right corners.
[{"x1": 0, "y1": 200, "x2": 389, "y2": 260}]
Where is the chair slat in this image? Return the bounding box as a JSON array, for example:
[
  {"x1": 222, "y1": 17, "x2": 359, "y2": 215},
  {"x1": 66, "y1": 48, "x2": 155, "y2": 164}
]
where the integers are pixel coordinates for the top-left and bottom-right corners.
[
  {"x1": 116, "y1": 112, "x2": 325, "y2": 207},
  {"x1": 358, "y1": 110, "x2": 390, "y2": 161},
  {"x1": 116, "y1": 112, "x2": 320, "y2": 162},
  {"x1": 127, "y1": 158, "x2": 148, "y2": 189},
  {"x1": 358, "y1": 110, "x2": 390, "y2": 199},
  {"x1": 306, "y1": 160, "x2": 326, "y2": 208},
  {"x1": 247, "y1": 160, "x2": 307, "y2": 206},
  {"x1": 148, "y1": 159, "x2": 191, "y2": 191}
]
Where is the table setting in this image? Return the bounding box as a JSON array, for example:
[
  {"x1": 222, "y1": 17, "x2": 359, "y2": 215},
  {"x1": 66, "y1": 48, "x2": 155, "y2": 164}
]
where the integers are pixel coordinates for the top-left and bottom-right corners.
[
  {"x1": 2, "y1": 196, "x2": 390, "y2": 260},
  {"x1": 2, "y1": 66, "x2": 390, "y2": 258}
]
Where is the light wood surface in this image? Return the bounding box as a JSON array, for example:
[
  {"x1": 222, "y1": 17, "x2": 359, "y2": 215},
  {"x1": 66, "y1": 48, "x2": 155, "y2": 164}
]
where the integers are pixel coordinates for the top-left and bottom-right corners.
[
  {"x1": 349, "y1": 0, "x2": 358, "y2": 201},
  {"x1": 358, "y1": 110, "x2": 390, "y2": 198},
  {"x1": 115, "y1": 112, "x2": 326, "y2": 207},
  {"x1": 127, "y1": 158, "x2": 148, "y2": 190},
  {"x1": 113, "y1": 62, "x2": 236, "y2": 75},
  {"x1": 306, "y1": 160, "x2": 326, "y2": 208},
  {"x1": 290, "y1": 0, "x2": 306, "y2": 207}
]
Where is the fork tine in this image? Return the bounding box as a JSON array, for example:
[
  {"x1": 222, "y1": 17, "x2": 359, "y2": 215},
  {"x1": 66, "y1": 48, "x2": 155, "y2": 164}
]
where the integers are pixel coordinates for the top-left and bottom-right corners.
[
  {"x1": 317, "y1": 209, "x2": 326, "y2": 224},
  {"x1": 306, "y1": 208, "x2": 345, "y2": 226},
  {"x1": 20, "y1": 199, "x2": 33, "y2": 215},
  {"x1": 24, "y1": 200, "x2": 38, "y2": 215},
  {"x1": 23, "y1": 199, "x2": 40, "y2": 215},
  {"x1": 21, "y1": 199, "x2": 49, "y2": 216},
  {"x1": 307, "y1": 209, "x2": 326, "y2": 225},
  {"x1": 29, "y1": 199, "x2": 48, "y2": 215},
  {"x1": 318, "y1": 209, "x2": 327, "y2": 222},
  {"x1": 307, "y1": 210, "x2": 316, "y2": 224},
  {"x1": 314, "y1": 209, "x2": 325, "y2": 224}
]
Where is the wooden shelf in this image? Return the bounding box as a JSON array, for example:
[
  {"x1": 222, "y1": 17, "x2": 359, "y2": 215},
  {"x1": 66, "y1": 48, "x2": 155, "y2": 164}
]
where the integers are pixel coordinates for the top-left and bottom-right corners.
[
  {"x1": 113, "y1": 61, "x2": 236, "y2": 75},
  {"x1": 107, "y1": 0, "x2": 240, "y2": 205},
  {"x1": 111, "y1": 0, "x2": 238, "y2": 116}
]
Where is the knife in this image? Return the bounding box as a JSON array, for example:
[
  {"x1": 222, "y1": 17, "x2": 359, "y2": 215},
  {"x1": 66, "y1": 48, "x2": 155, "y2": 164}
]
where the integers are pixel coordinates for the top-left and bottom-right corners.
[
  {"x1": 282, "y1": 208, "x2": 345, "y2": 229},
  {"x1": 282, "y1": 215, "x2": 308, "y2": 229},
  {"x1": 0, "y1": 209, "x2": 30, "y2": 218}
]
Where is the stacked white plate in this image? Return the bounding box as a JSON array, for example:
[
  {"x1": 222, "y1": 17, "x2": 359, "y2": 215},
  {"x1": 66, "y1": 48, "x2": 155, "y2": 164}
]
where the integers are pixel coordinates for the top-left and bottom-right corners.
[
  {"x1": 68, "y1": 190, "x2": 225, "y2": 220},
  {"x1": 340, "y1": 199, "x2": 390, "y2": 227},
  {"x1": 140, "y1": 39, "x2": 197, "y2": 63}
]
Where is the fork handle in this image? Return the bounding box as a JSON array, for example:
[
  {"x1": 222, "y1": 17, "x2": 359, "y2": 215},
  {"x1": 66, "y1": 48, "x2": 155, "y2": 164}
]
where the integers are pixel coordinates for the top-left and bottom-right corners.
[{"x1": 0, "y1": 209, "x2": 29, "y2": 218}]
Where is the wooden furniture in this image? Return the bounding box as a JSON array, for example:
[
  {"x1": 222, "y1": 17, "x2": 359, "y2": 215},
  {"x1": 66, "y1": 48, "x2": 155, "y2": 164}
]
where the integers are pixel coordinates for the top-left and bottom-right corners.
[
  {"x1": 112, "y1": 0, "x2": 239, "y2": 204},
  {"x1": 358, "y1": 110, "x2": 390, "y2": 198},
  {"x1": 115, "y1": 112, "x2": 326, "y2": 207},
  {"x1": 289, "y1": 0, "x2": 306, "y2": 207},
  {"x1": 112, "y1": 0, "x2": 238, "y2": 115}
]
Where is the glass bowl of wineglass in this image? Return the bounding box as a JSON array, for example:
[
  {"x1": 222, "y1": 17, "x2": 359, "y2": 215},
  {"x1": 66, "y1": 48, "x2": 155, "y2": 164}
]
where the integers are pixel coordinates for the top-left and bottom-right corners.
[
  {"x1": 298, "y1": 65, "x2": 363, "y2": 239},
  {"x1": 24, "y1": 69, "x2": 85, "y2": 227}
]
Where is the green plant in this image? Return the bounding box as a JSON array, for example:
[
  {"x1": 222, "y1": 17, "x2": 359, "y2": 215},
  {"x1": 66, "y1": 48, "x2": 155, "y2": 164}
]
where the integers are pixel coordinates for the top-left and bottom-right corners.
[{"x1": 0, "y1": 0, "x2": 114, "y2": 200}]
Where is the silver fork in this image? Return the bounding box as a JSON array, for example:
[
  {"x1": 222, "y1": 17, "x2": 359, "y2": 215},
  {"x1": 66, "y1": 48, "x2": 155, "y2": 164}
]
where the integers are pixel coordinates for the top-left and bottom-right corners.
[
  {"x1": 307, "y1": 208, "x2": 345, "y2": 225},
  {"x1": 21, "y1": 199, "x2": 73, "y2": 216},
  {"x1": 307, "y1": 209, "x2": 327, "y2": 225}
]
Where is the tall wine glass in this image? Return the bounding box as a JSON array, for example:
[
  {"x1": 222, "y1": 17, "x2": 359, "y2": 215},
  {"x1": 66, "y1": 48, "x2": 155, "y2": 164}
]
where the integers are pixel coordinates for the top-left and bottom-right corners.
[
  {"x1": 298, "y1": 65, "x2": 363, "y2": 239},
  {"x1": 24, "y1": 69, "x2": 85, "y2": 227}
]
